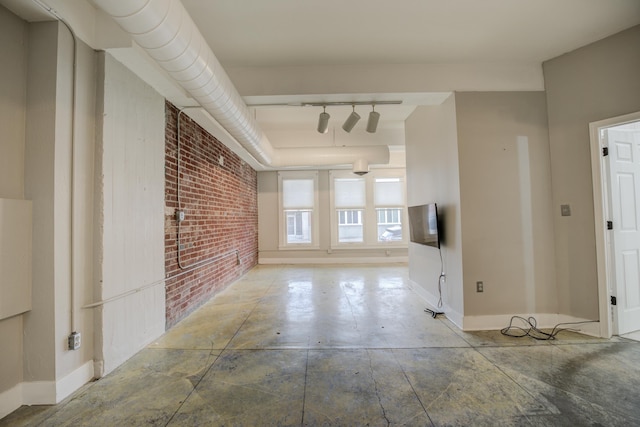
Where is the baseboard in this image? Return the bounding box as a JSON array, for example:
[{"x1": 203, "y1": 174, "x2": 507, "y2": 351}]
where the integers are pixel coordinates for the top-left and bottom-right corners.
[
  {"x1": 258, "y1": 256, "x2": 408, "y2": 265},
  {"x1": 557, "y1": 315, "x2": 601, "y2": 337},
  {"x1": 0, "y1": 383, "x2": 22, "y2": 420},
  {"x1": 406, "y1": 278, "x2": 463, "y2": 328},
  {"x1": 462, "y1": 313, "x2": 559, "y2": 331},
  {"x1": 22, "y1": 360, "x2": 94, "y2": 406},
  {"x1": 20, "y1": 381, "x2": 56, "y2": 405},
  {"x1": 55, "y1": 360, "x2": 95, "y2": 402},
  {"x1": 462, "y1": 313, "x2": 601, "y2": 336},
  {"x1": 404, "y1": 277, "x2": 603, "y2": 337}
]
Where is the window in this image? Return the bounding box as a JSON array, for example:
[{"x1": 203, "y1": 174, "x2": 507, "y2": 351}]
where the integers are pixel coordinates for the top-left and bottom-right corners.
[
  {"x1": 334, "y1": 177, "x2": 365, "y2": 243},
  {"x1": 278, "y1": 171, "x2": 319, "y2": 248},
  {"x1": 374, "y1": 178, "x2": 404, "y2": 242},
  {"x1": 330, "y1": 170, "x2": 407, "y2": 247}
]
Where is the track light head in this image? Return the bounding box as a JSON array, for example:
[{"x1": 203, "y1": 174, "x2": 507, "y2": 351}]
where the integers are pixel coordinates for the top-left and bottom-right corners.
[
  {"x1": 366, "y1": 106, "x2": 380, "y2": 133},
  {"x1": 352, "y1": 159, "x2": 370, "y2": 175},
  {"x1": 342, "y1": 106, "x2": 360, "y2": 133},
  {"x1": 317, "y1": 106, "x2": 330, "y2": 134}
]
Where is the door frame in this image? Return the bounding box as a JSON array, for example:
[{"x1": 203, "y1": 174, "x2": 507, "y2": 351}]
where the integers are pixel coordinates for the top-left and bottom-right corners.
[{"x1": 590, "y1": 111, "x2": 640, "y2": 338}]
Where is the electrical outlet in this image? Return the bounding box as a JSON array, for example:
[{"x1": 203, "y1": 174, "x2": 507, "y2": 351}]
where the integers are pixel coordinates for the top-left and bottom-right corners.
[
  {"x1": 476, "y1": 281, "x2": 484, "y2": 292},
  {"x1": 68, "y1": 331, "x2": 81, "y2": 350},
  {"x1": 175, "y1": 210, "x2": 185, "y2": 222}
]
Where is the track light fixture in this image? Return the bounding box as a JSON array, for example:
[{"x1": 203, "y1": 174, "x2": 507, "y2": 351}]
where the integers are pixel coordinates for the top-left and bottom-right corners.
[
  {"x1": 342, "y1": 105, "x2": 361, "y2": 133},
  {"x1": 249, "y1": 100, "x2": 402, "y2": 134},
  {"x1": 366, "y1": 105, "x2": 380, "y2": 133},
  {"x1": 317, "y1": 106, "x2": 330, "y2": 134}
]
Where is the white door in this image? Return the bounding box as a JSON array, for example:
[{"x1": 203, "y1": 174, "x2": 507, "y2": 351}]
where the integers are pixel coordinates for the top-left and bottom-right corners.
[{"x1": 605, "y1": 125, "x2": 640, "y2": 334}]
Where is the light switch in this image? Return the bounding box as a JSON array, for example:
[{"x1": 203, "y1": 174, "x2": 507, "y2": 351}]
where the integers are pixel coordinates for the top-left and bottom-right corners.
[{"x1": 561, "y1": 204, "x2": 571, "y2": 217}]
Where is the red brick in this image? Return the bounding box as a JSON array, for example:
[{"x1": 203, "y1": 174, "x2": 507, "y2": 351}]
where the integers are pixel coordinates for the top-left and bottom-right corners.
[{"x1": 164, "y1": 101, "x2": 258, "y2": 328}]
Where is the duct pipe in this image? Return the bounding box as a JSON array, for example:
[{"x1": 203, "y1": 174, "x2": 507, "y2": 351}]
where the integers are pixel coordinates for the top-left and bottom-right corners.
[
  {"x1": 90, "y1": 0, "x2": 273, "y2": 165},
  {"x1": 89, "y1": 0, "x2": 390, "y2": 170}
]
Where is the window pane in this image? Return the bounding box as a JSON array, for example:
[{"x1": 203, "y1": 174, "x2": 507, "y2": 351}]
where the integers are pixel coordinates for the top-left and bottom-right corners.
[
  {"x1": 374, "y1": 178, "x2": 403, "y2": 206},
  {"x1": 377, "y1": 208, "x2": 402, "y2": 242},
  {"x1": 335, "y1": 178, "x2": 365, "y2": 208},
  {"x1": 337, "y1": 209, "x2": 363, "y2": 243},
  {"x1": 283, "y1": 179, "x2": 314, "y2": 208},
  {"x1": 285, "y1": 209, "x2": 312, "y2": 243}
]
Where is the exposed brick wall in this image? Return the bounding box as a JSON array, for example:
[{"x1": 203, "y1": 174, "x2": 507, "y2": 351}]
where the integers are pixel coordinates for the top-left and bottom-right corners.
[{"x1": 165, "y1": 101, "x2": 258, "y2": 328}]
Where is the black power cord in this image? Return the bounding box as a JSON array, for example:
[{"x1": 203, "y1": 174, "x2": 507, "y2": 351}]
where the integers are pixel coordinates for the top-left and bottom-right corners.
[
  {"x1": 425, "y1": 247, "x2": 446, "y2": 319},
  {"x1": 424, "y1": 308, "x2": 444, "y2": 318},
  {"x1": 500, "y1": 316, "x2": 598, "y2": 340},
  {"x1": 437, "y1": 246, "x2": 445, "y2": 308}
]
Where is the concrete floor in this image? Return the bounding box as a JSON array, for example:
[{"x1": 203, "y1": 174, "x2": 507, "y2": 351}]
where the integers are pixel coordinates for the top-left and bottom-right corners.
[{"x1": 3, "y1": 264, "x2": 640, "y2": 426}]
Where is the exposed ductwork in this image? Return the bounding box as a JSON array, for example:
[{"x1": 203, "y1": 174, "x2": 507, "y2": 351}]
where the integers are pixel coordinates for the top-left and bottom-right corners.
[{"x1": 89, "y1": 0, "x2": 389, "y2": 170}]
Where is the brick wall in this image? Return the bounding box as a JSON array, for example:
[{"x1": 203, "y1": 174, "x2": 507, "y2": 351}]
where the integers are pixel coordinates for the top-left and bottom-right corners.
[{"x1": 165, "y1": 101, "x2": 258, "y2": 328}]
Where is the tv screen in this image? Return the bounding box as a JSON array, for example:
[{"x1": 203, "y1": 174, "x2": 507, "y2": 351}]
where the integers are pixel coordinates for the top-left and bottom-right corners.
[{"x1": 408, "y1": 203, "x2": 440, "y2": 248}]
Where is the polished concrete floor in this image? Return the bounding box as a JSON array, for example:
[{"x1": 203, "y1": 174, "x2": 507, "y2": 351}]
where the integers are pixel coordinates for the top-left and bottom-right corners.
[{"x1": 3, "y1": 264, "x2": 640, "y2": 426}]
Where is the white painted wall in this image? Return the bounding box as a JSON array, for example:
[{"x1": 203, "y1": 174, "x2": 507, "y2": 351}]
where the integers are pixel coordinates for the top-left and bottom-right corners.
[
  {"x1": 455, "y1": 92, "x2": 557, "y2": 322},
  {"x1": 94, "y1": 53, "x2": 166, "y2": 376},
  {"x1": 23, "y1": 20, "x2": 59, "y2": 386},
  {"x1": 0, "y1": 5, "x2": 26, "y2": 200},
  {"x1": 0, "y1": 199, "x2": 32, "y2": 320},
  {"x1": 21, "y1": 19, "x2": 96, "y2": 408},
  {"x1": 405, "y1": 96, "x2": 465, "y2": 324},
  {"x1": 0, "y1": 5, "x2": 27, "y2": 410},
  {"x1": 544, "y1": 24, "x2": 640, "y2": 320}
]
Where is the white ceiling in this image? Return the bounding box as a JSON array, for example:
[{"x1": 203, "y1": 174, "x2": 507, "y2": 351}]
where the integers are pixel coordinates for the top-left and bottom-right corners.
[
  {"x1": 2, "y1": 0, "x2": 639, "y2": 151},
  {"x1": 178, "y1": 0, "x2": 640, "y2": 146},
  {"x1": 182, "y1": 0, "x2": 640, "y2": 67}
]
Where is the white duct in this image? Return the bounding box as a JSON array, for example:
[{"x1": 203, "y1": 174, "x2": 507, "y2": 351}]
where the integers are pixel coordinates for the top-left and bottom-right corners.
[{"x1": 90, "y1": 0, "x2": 389, "y2": 170}]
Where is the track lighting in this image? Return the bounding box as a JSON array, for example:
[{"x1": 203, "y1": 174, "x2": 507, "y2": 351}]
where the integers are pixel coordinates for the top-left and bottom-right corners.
[
  {"x1": 342, "y1": 105, "x2": 361, "y2": 133},
  {"x1": 249, "y1": 100, "x2": 402, "y2": 133},
  {"x1": 317, "y1": 106, "x2": 330, "y2": 134},
  {"x1": 366, "y1": 105, "x2": 380, "y2": 133}
]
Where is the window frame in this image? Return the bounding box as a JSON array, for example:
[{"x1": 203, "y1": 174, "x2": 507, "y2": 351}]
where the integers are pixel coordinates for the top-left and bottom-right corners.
[
  {"x1": 329, "y1": 169, "x2": 408, "y2": 249},
  {"x1": 278, "y1": 171, "x2": 320, "y2": 250}
]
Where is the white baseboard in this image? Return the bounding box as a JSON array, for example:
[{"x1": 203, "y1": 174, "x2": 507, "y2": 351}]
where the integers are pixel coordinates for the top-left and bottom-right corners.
[
  {"x1": 405, "y1": 276, "x2": 602, "y2": 337},
  {"x1": 0, "y1": 383, "x2": 22, "y2": 420},
  {"x1": 462, "y1": 313, "x2": 559, "y2": 331},
  {"x1": 21, "y1": 381, "x2": 56, "y2": 406},
  {"x1": 20, "y1": 360, "x2": 95, "y2": 406},
  {"x1": 55, "y1": 360, "x2": 95, "y2": 402},
  {"x1": 258, "y1": 256, "x2": 408, "y2": 265},
  {"x1": 462, "y1": 313, "x2": 601, "y2": 336},
  {"x1": 406, "y1": 278, "x2": 463, "y2": 328},
  {"x1": 557, "y1": 315, "x2": 602, "y2": 337}
]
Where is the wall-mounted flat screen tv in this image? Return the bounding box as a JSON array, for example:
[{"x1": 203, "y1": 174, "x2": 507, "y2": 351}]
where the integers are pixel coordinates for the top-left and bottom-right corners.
[{"x1": 408, "y1": 203, "x2": 440, "y2": 248}]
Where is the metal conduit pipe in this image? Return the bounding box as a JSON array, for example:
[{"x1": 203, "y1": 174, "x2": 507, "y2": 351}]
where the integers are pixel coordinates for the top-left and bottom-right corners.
[{"x1": 90, "y1": 0, "x2": 390, "y2": 171}]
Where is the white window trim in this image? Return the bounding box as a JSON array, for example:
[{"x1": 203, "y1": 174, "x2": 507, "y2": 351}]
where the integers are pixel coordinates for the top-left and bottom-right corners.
[
  {"x1": 329, "y1": 169, "x2": 408, "y2": 249},
  {"x1": 278, "y1": 170, "x2": 320, "y2": 250}
]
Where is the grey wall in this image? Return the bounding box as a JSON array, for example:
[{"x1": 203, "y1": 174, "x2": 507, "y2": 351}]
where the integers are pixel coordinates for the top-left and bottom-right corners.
[
  {"x1": 544, "y1": 24, "x2": 640, "y2": 319},
  {"x1": 405, "y1": 92, "x2": 557, "y2": 326},
  {"x1": 456, "y1": 92, "x2": 557, "y2": 318},
  {"x1": 405, "y1": 95, "x2": 465, "y2": 322},
  {"x1": 0, "y1": 5, "x2": 27, "y2": 401},
  {"x1": 23, "y1": 19, "x2": 97, "y2": 394}
]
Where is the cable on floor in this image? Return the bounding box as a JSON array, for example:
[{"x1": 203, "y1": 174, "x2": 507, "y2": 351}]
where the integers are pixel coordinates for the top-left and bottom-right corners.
[
  {"x1": 424, "y1": 307, "x2": 444, "y2": 318},
  {"x1": 424, "y1": 247, "x2": 446, "y2": 318},
  {"x1": 437, "y1": 246, "x2": 445, "y2": 308},
  {"x1": 500, "y1": 316, "x2": 598, "y2": 340}
]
